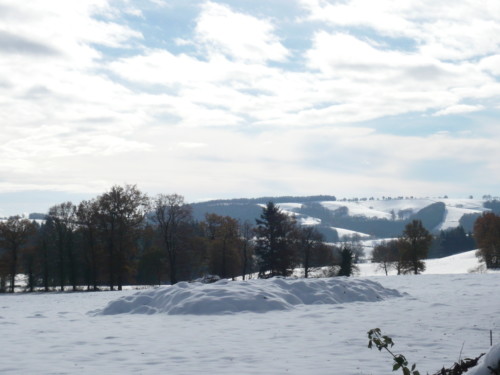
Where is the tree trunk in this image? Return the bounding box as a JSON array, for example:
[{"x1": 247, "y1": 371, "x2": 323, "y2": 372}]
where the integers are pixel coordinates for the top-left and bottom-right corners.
[{"x1": 9, "y1": 245, "x2": 18, "y2": 293}]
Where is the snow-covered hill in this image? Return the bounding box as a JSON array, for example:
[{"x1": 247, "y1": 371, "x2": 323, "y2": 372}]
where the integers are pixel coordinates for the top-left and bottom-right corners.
[
  {"x1": 302, "y1": 197, "x2": 486, "y2": 234},
  {"x1": 193, "y1": 196, "x2": 490, "y2": 241}
]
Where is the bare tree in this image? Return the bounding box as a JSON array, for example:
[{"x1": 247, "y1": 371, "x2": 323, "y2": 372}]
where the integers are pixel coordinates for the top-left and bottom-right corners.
[
  {"x1": 48, "y1": 202, "x2": 77, "y2": 291},
  {"x1": 152, "y1": 194, "x2": 192, "y2": 285},
  {"x1": 239, "y1": 220, "x2": 254, "y2": 280},
  {"x1": 399, "y1": 220, "x2": 433, "y2": 275},
  {"x1": 76, "y1": 199, "x2": 102, "y2": 291},
  {"x1": 36, "y1": 219, "x2": 56, "y2": 292},
  {"x1": 298, "y1": 226, "x2": 324, "y2": 278},
  {"x1": 0, "y1": 216, "x2": 37, "y2": 293},
  {"x1": 372, "y1": 240, "x2": 399, "y2": 276},
  {"x1": 473, "y1": 212, "x2": 500, "y2": 269},
  {"x1": 97, "y1": 185, "x2": 149, "y2": 290},
  {"x1": 204, "y1": 213, "x2": 242, "y2": 280}
]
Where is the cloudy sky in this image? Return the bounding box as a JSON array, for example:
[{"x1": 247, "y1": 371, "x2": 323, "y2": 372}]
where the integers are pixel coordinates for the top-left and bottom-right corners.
[{"x1": 1, "y1": 0, "x2": 500, "y2": 215}]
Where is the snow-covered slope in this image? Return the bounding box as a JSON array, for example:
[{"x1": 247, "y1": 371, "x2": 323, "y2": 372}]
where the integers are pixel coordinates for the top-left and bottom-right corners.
[
  {"x1": 333, "y1": 227, "x2": 371, "y2": 239},
  {"x1": 272, "y1": 197, "x2": 489, "y2": 239},
  {"x1": 436, "y1": 199, "x2": 486, "y2": 230},
  {"x1": 320, "y1": 198, "x2": 486, "y2": 229},
  {"x1": 358, "y1": 249, "x2": 484, "y2": 276}
]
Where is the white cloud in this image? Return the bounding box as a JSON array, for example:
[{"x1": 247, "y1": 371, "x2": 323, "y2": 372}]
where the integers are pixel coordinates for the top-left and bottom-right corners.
[
  {"x1": 480, "y1": 55, "x2": 500, "y2": 76},
  {"x1": 433, "y1": 104, "x2": 485, "y2": 116},
  {"x1": 194, "y1": 1, "x2": 289, "y2": 63},
  {"x1": 299, "y1": 0, "x2": 500, "y2": 60},
  {"x1": 1, "y1": 0, "x2": 500, "y2": 212}
]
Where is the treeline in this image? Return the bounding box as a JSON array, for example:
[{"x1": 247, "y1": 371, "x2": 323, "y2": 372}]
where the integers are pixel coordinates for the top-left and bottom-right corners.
[
  {"x1": 0, "y1": 186, "x2": 352, "y2": 293},
  {"x1": 373, "y1": 212, "x2": 500, "y2": 273},
  {"x1": 1, "y1": 187, "x2": 498, "y2": 293}
]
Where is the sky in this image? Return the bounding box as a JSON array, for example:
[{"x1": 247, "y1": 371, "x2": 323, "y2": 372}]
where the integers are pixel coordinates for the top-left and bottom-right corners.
[{"x1": 1, "y1": 0, "x2": 500, "y2": 216}]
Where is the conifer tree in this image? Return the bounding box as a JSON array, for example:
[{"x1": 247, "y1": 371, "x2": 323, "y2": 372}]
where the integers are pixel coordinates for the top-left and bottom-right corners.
[{"x1": 254, "y1": 202, "x2": 298, "y2": 278}]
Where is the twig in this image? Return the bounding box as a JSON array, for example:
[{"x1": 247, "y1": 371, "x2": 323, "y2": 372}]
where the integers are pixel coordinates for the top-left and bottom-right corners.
[{"x1": 458, "y1": 341, "x2": 465, "y2": 363}]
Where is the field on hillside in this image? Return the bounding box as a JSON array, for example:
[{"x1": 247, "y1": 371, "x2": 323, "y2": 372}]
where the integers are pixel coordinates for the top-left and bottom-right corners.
[{"x1": 0, "y1": 254, "x2": 499, "y2": 375}]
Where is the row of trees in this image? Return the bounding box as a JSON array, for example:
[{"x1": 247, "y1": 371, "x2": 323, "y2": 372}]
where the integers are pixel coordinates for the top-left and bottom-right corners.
[
  {"x1": 0, "y1": 186, "x2": 358, "y2": 293},
  {"x1": 372, "y1": 220, "x2": 433, "y2": 275},
  {"x1": 3, "y1": 185, "x2": 497, "y2": 293},
  {"x1": 372, "y1": 212, "x2": 500, "y2": 274}
]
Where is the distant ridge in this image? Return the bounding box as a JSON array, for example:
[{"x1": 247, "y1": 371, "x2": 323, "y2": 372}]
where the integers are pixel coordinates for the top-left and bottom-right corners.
[
  {"x1": 194, "y1": 195, "x2": 337, "y2": 205},
  {"x1": 191, "y1": 196, "x2": 489, "y2": 243}
]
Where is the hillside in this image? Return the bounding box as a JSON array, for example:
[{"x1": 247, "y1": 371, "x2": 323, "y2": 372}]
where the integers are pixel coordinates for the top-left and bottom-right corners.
[{"x1": 192, "y1": 196, "x2": 488, "y2": 241}]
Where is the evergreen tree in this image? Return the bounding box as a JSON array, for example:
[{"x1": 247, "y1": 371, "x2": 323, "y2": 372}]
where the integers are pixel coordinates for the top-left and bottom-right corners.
[
  {"x1": 337, "y1": 245, "x2": 357, "y2": 277},
  {"x1": 428, "y1": 226, "x2": 476, "y2": 258},
  {"x1": 254, "y1": 202, "x2": 298, "y2": 278}
]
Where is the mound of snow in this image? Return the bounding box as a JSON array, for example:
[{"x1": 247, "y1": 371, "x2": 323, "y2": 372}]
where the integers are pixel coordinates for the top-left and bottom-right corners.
[
  {"x1": 468, "y1": 343, "x2": 500, "y2": 375},
  {"x1": 93, "y1": 278, "x2": 404, "y2": 316}
]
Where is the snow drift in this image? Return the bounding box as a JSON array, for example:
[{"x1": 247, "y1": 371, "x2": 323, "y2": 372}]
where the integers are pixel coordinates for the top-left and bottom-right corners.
[
  {"x1": 468, "y1": 343, "x2": 500, "y2": 375},
  {"x1": 93, "y1": 277, "x2": 404, "y2": 315}
]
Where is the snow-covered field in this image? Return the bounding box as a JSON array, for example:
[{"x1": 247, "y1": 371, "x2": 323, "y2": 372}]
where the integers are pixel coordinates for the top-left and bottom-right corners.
[
  {"x1": 1, "y1": 253, "x2": 499, "y2": 375},
  {"x1": 358, "y1": 249, "x2": 485, "y2": 276}
]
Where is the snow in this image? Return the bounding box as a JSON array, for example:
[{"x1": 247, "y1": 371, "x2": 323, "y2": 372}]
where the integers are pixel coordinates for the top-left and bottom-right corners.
[
  {"x1": 276, "y1": 203, "x2": 303, "y2": 211},
  {"x1": 1, "y1": 253, "x2": 499, "y2": 374},
  {"x1": 357, "y1": 198, "x2": 438, "y2": 216},
  {"x1": 436, "y1": 200, "x2": 486, "y2": 231},
  {"x1": 93, "y1": 278, "x2": 403, "y2": 316},
  {"x1": 334, "y1": 227, "x2": 371, "y2": 239},
  {"x1": 299, "y1": 216, "x2": 321, "y2": 225},
  {"x1": 261, "y1": 198, "x2": 489, "y2": 236},
  {"x1": 321, "y1": 200, "x2": 392, "y2": 219},
  {"x1": 469, "y1": 343, "x2": 500, "y2": 375},
  {"x1": 359, "y1": 249, "x2": 485, "y2": 276},
  {"x1": 319, "y1": 198, "x2": 489, "y2": 232}
]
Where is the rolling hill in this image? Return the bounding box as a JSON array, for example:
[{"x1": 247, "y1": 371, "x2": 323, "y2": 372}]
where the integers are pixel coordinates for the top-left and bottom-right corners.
[{"x1": 192, "y1": 196, "x2": 489, "y2": 242}]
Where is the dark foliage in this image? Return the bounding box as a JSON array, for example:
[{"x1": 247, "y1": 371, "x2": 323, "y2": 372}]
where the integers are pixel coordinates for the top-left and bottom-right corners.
[
  {"x1": 410, "y1": 202, "x2": 446, "y2": 231},
  {"x1": 484, "y1": 200, "x2": 500, "y2": 215},
  {"x1": 337, "y1": 246, "x2": 357, "y2": 277},
  {"x1": 474, "y1": 212, "x2": 500, "y2": 269},
  {"x1": 433, "y1": 354, "x2": 485, "y2": 375},
  {"x1": 254, "y1": 202, "x2": 299, "y2": 278},
  {"x1": 459, "y1": 213, "x2": 481, "y2": 233},
  {"x1": 428, "y1": 226, "x2": 476, "y2": 259},
  {"x1": 399, "y1": 220, "x2": 432, "y2": 274}
]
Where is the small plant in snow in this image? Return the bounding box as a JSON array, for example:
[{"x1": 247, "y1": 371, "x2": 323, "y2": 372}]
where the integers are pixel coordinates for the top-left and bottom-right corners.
[{"x1": 367, "y1": 328, "x2": 420, "y2": 375}]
